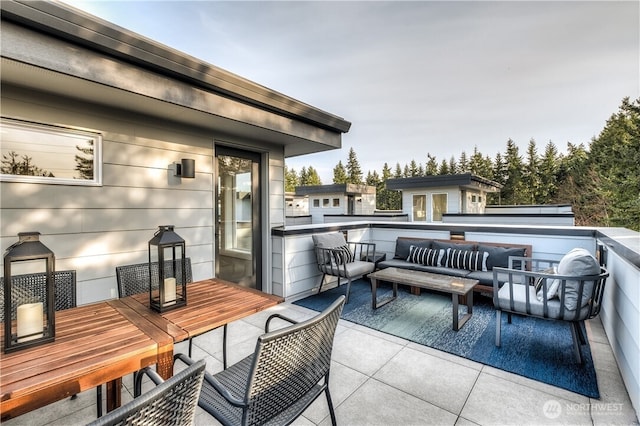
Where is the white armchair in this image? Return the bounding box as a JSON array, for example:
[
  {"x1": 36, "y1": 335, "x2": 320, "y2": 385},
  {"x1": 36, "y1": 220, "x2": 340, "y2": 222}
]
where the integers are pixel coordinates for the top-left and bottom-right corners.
[
  {"x1": 313, "y1": 232, "x2": 377, "y2": 303},
  {"x1": 493, "y1": 248, "x2": 609, "y2": 363}
]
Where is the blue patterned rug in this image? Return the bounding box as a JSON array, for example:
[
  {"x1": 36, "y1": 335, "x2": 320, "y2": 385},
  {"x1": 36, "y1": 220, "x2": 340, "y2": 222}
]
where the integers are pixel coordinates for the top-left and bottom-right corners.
[{"x1": 294, "y1": 279, "x2": 599, "y2": 398}]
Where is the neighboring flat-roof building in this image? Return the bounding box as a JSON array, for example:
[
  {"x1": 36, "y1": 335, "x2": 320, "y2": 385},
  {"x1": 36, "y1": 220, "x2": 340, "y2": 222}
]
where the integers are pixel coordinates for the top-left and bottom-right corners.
[
  {"x1": 295, "y1": 184, "x2": 376, "y2": 224},
  {"x1": 385, "y1": 173, "x2": 501, "y2": 222}
]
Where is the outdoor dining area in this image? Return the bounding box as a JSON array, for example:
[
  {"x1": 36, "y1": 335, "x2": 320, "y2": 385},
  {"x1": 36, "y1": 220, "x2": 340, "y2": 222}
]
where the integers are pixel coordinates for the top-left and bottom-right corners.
[{"x1": 1, "y1": 225, "x2": 638, "y2": 425}]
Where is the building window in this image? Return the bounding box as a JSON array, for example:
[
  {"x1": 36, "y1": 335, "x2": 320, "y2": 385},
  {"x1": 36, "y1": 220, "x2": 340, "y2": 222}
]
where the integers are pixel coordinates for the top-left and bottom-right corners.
[
  {"x1": 471, "y1": 194, "x2": 477, "y2": 203},
  {"x1": 412, "y1": 194, "x2": 426, "y2": 221},
  {"x1": 432, "y1": 193, "x2": 448, "y2": 222},
  {"x1": 323, "y1": 198, "x2": 330, "y2": 207},
  {"x1": 313, "y1": 199, "x2": 320, "y2": 207},
  {"x1": 0, "y1": 118, "x2": 102, "y2": 186},
  {"x1": 333, "y1": 198, "x2": 340, "y2": 207}
]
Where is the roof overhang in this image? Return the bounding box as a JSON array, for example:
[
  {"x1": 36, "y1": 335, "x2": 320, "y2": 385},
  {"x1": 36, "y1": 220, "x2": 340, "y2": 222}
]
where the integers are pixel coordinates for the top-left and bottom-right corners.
[
  {"x1": 386, "y1": 173, "x2": 502, "y2": 193},
  {"x1": 295, "y1": 184, "x2": 376, "y2": 196},
  {"x1": 1, "y1": 0, "x2": 351, "y2": 157}
]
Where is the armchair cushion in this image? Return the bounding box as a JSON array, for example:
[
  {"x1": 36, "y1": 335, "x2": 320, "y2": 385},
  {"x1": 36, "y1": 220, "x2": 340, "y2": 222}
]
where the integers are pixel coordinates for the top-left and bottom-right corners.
[
  {"x1": 498, "y1": 282, "x2": 591, "y2": 320},
  {"x1": 319, "y1": 260, "x2": 375, "y2": 278},
  {"x1": 557, "y1": 248, "x2": 600, "y2": 310},
  {"x1": 312, "y1": 232, "x2": 347, "y2": 248}
]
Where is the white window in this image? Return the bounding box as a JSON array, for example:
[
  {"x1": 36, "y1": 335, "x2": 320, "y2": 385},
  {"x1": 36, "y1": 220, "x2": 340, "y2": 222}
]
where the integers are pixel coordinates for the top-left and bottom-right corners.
[
  {"x1": 1, "y1": 118, "x2": 102, "y2": 186},
  {"x1": 323, "y1": 198, "x2": 330, "y2": 207},
  {"x1": 412, "y1": 194, "x2": 426, "y2": 221},
  {"x1": 332, "y1": 198, "x2": 340, "y2": 207},
  {"x1": 313, "y1": 199, "x2": 320, "y2": 207},
  {"x1": 432, "y1": 193, "x2": 448, "y2": 222}
]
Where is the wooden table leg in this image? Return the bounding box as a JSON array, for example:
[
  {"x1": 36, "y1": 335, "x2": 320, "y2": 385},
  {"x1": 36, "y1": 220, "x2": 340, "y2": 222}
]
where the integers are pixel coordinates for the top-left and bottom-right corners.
[
  {"x1": 452, "y1": 291, "x2": 473, "y2": 331},
  {"x1": 105, "y1": 378, "x2": 121, "y2": 413}
]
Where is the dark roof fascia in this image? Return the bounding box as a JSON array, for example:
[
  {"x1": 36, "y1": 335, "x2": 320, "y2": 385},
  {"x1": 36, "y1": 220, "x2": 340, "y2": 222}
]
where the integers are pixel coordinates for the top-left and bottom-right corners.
[
  {"x1": 385, "y1": 173, "x2": 502, "y2": 191},
  {"x1": 295, "y1": 184, "x2": 376, "y2": 196},
  {"x1": 443, "y1": 213, "x2": 575, "y2": 218},
  {"x1": 1, "y1": 0, "x2": 351, "y2": 134}
]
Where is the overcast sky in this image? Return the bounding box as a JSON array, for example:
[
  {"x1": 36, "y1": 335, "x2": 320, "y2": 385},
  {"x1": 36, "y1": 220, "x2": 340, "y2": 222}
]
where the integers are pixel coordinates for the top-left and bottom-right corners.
[{"x1": 62, "y1": 1, "x2": 639, "y2": 182}]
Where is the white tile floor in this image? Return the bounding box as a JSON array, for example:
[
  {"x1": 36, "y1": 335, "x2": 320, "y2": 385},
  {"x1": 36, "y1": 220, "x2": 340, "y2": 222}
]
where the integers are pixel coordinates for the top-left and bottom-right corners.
[{"x1": 3, "y1": 301, "x2": 638, "y2": 426}]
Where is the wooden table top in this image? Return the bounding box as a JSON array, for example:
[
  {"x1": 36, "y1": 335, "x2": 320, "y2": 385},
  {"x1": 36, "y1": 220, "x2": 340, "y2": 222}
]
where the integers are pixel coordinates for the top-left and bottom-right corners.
[
  {"x1": 0, "y1": 302, "x2": 160, "y2": 421},
  {"x1": 123, "y1": 278, "x2": 283, "y2": 341},
  {"x1": 368, "y1": 267, "x2": 478, "y2": 295}
]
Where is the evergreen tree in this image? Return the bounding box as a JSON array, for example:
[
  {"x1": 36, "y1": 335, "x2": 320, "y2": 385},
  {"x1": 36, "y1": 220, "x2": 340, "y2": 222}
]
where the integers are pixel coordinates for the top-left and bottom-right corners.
[
  {"x1": 409, "y1": 159, "x2": 420, "y2": 177},
  {"x1": 393, "y1": 163, "x2": 403, "y2": 178},
  {"x1": 523, "y1": 139, "x2": 541, "y2": 204},
  {"x1": 425, "y1": 154, "x2": 438, "y2": 175},
  {"x1": 303, "y1": 166, "x2": 322, "y2": 186},
  {"x1": 377, "y1": 163, "x2": 401, "y2": 210},
  {"x1": 448, "y1": 156, "x2": 457, "y2": 174},
  {"x1": 346, "y1": 147, "x2": 363, "y2": 184},
  {"x1": 403, "y1": 164, "x2": 411, "y2": 177},
  {"x1": 458, "y1": 151, "x2": 469, "y2": 173},
  {"x1": 438, "y1": 159, "x2": 450, "y2": 175},
  {"x1": 284, "y1": 166, "x2": 299, "y2": 192},
  {"x1": 502, "y1": 139, "x2": 527, "y2": 204},
  {"x1": 538, "y1": 141, "x2": 560, "y2": 204},
  {"x1": 332, "y1": 161, "x2": 348, "y2": 184},
  {"x1": 588, "y1": 97, "x2": 640, "y2": 230}
]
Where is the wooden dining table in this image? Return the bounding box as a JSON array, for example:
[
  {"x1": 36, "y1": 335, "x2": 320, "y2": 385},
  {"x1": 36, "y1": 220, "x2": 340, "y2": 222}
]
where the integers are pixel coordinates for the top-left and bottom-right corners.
[
  {"x1": 0, "y1": 301, "x2": 163, "y2": 421},
  {"x1": 0, "y1": 278, "x2": 283, "y2": 421},
  {"x1": 116, "y1": 278, "x2": 284, "y2": 379}
]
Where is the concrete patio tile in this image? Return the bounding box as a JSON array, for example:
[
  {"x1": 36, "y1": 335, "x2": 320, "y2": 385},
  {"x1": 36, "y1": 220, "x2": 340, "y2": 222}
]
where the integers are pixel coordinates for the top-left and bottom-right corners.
[
  {"x1": 322, "y1": 377, "x2": 458, "y2": 426},
  {"x1": 331, "y1": 327, "x2": 404, "y2": 376},
  {"x1": 590, "y1": 363, "x2": 638, "y2": 425},
  {"x1": 455, "y1": 416, "x2": 481, "y2": 425},
  {"x1": 480, "y1": 365, "x2": 590, "y2": 405},
  {"x1": 585, "y1": 317, "x2": 609, "y2": 345},
  {"x1": 2, "y1": 387, "x2": 98, "y2": 426},
  {"x1": 299, "y1": 361, "x2": 369, "y2": 424},
  {"x1": 406, "y1": 341, "x2": 483, "y2": 371},
  {"x1": 374, "y1": 346, "x2": 479, "y2": 415},
  {"x1": 461, "y1": 371, "x2": 592, "y2": 425},
  {"x1": 349, "y1": 322, "x2": 411, "y2": 346}
]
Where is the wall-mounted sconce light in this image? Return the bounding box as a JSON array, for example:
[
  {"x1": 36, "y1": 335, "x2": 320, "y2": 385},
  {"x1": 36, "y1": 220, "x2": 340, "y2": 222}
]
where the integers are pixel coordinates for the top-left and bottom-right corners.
[{"x1": 174, "y1": 159, "x2": 195, "y2": 178}]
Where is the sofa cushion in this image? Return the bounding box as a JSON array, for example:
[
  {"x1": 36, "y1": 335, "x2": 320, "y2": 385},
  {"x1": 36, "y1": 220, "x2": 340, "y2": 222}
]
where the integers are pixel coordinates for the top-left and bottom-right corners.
[
  {"x1": 394, "y1": 239, "x2": 431, "y2": 259},
  {"x1": 556, "y1": 248, "x2": 600, "y2": 311},
  {"x1": 312, "y1": 232, "x2": 347, "y2": 248},
  {"x1": 432, "y1": 241, "x2": 474, "y2": 266},
  {"x1": 407, "y1": 246, "x2": 441, "y2": 266},
  {"x1": 446, "y1": 248, "x2": 488, "y2": 271},
  {"x1": 467, "y1": 270, "x2": 526, "y2": 286},
  {"x1": 377, "y1": 259, "x2": 470, "y2": 278},
  {"x1": 478, "y1": 245, "x2": 526, "y2": 270}
]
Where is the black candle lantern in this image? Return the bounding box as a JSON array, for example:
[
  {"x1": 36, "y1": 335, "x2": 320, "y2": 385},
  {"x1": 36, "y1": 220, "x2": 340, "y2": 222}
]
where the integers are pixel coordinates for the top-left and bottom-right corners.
[
  {"x1": 148, "y1": 225, "x2": 187, "y2": 312},
  {"x1": 3, "y1": 232, "x2": 55, "y2": 352}
]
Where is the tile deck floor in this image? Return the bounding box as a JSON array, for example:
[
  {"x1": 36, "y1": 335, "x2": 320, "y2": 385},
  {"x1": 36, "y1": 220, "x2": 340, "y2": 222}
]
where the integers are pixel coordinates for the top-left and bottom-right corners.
[{"x1": 3, "y1": 300, "x2": 638, "y2": 426}]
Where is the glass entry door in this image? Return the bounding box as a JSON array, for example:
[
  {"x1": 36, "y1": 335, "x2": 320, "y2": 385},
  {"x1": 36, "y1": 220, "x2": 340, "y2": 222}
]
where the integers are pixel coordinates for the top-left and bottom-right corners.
[{"x1": 215, "y1": 147, "x2": 261, "y2": 289}]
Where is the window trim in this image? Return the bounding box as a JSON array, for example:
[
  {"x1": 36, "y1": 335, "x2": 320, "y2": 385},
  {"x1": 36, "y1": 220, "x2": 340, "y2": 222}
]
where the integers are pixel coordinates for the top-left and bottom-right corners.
[
  {"x1": 431, "y1": 193, "x2": 448, "y2": 222},
  {"x1": 0, "y1": 118, "x2": 103, "y2": 186}
]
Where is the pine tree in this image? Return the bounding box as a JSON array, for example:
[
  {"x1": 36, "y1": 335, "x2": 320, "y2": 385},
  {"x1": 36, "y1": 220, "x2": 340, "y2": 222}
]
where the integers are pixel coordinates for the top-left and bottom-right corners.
[
  {"x1": 438, "y1": 159, "x2": 450, "y2": 175},
  {"x1": 448, "y1": 156, "x2": 457, "y2": 174},
  {"x1": 393, "y1": 163, "x2": 403, "y2": 178},
  {"x1": 346, "y1": 147, "x2": 363, "y2": 184},
  {"x1": 425, "y1": 154, "x2": 438, "y2": 175},
  {"x1": 502, "y1": 139, "x2": 527, "y2": 204},
  {"x1": 304, "y1": 166, "x2": 322, "y2": 186},
  {"x1": 333, "y1": 161, "x2": 348, "y2": 184},
  {"x1": 523, "y1": 139, "x2": 541, "y2": 204},
  {"x1": 458, "y1": 151, "x2": 469, "y2": 173},
  {"x1": 284, "y1": 166, "x2": 299, "y2": 192},
  {"x1": 409, "y1": 159, "x2": 420, "y2": 177},
  {"x1": 538, "y1": 141, "x2": 559, "y2": 204}
]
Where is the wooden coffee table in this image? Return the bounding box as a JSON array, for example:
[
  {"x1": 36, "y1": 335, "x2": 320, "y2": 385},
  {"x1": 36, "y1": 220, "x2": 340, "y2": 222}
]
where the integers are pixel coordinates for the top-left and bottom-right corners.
[{"x1": 368, "y1": 267, "x2": 478, "y2": 331}]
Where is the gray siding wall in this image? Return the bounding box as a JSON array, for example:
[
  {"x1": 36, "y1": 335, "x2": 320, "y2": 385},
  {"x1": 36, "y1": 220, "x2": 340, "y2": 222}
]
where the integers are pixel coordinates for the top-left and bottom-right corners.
[{"x1": 1, "y1": 85, "x2": 285, "y2": 304}]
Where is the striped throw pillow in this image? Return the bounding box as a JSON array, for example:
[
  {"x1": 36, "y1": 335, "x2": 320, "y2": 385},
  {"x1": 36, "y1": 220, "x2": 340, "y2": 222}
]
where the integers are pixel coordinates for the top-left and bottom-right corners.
[
  {"x1": 407, "y1": 245, "x2": 441, "y2": 266},
  {"x1": 446, "y1": 248, "x2": 488, "y2": 271},
  {"x1": 332, "y1": 244, "x2": 355, "y2": 264}
]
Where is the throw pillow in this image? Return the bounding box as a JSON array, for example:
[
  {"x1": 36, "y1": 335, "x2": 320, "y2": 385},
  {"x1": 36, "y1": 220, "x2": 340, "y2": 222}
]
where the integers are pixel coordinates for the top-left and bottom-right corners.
[
  {"x1": 478, "y1": 245, "x2": 526, "y2": 270},
  {"x1": 556, "y1": 248, "x2": 600, "y2": 311},
  {"x1": 407, "y1": 245, "x2": 441, "y2": 266},
  {"x1": 534, "y1": 267, "x2": 558, "y2": 300},
  {"x1": 446, "y1": 248, "x2": 488, "y2": 271},
  {"x1": 432, "y1": 241, "x2": 475, "y2": 266},
  {"x1": 394, "y1": 239, "x2": 431, "y2": 259},
  {"x1": 332, "y1": 244, "x2": 355, "y2": 265}
]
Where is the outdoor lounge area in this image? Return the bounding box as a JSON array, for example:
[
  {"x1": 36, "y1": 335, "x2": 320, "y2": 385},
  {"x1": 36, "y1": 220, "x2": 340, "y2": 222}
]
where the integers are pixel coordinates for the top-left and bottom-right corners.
[
  {"x1": 1, "y1": 293, "x2": 637, "y2": 425},
  {"x1": 1, "y1": 2, "x2": 638, "y2": 425}
]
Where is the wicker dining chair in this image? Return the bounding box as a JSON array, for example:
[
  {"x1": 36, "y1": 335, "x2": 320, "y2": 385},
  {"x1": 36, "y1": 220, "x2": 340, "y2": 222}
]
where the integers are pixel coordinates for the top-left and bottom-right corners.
[
  {"x1": 86, "y1": 359, "x2": 206, "y2": 426},
  {"x1": 115, "y1": 259, "x2": 228, "y2": 366},
  {"x1": 175, "y1": 295, "x2": 346, "y2": 426}
]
